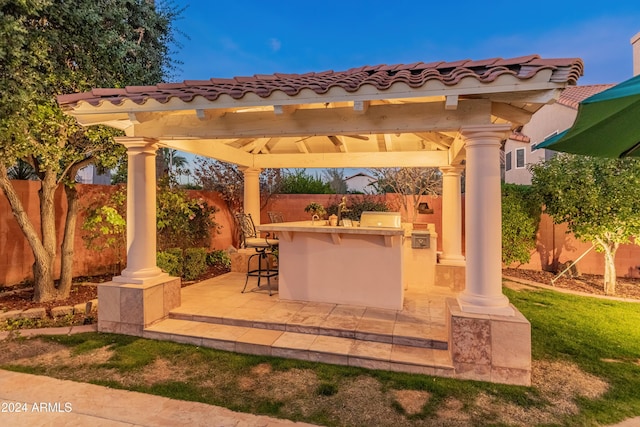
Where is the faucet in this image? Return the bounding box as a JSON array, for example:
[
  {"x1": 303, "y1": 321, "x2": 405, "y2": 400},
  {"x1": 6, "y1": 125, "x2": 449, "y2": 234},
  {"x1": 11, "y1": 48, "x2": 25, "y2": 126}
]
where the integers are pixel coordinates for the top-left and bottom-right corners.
[{"x1": 311, "y1": 214, "x2": 319, "y2": 225}]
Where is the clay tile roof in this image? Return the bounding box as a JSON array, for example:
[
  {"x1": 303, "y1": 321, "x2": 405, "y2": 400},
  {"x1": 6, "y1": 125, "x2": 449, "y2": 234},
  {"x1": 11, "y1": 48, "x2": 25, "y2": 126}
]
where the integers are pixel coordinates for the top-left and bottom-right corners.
[
  {"x1": 509, "y1": 131, "x2": 531, "y2": 143},
  {"x1": 56, "y1": 55, "x2": 584, "y2": 109},
  {"x1": 557, "y1": 84, "x2": 615, "y2": 109}
]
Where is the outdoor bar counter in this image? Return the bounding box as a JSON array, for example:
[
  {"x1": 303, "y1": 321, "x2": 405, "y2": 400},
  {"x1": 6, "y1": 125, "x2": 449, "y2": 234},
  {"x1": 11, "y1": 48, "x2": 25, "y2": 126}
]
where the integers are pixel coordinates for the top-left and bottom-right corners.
[{"x1": 257, "y1": 221, "x2": 405, "y2": 310}]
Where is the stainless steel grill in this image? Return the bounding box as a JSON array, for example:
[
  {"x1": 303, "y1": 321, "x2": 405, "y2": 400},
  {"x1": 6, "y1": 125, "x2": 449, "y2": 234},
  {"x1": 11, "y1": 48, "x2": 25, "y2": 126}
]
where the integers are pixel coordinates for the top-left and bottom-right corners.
[{"x1": 359, "y1": 211, "x2": 402, "y2": 228}]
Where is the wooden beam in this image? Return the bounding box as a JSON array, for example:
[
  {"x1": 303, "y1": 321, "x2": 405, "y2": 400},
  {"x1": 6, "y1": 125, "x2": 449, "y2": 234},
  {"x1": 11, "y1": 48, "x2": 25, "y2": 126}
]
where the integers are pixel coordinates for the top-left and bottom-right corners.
[
  {"x1": 376, "y1": 134, "x2": 387, "y2": 152},
  {"x1": 413, "y1": 132, "x2": 453, "y2": 150},
  {"x1": 273, "y1": 104, "x2": 297, "y2": 115},
  {"x1": 253, "y1": 150, "x2": 449, "y2": 168},
  {"x1": 295, "y1": 138, "x2": 310, "y2": 153},
  {"x1": 160, "y1": 139, "x2": 253, "y2": 167},
  {"x1": 448, "y1": 134, "x2": 466, "y2": 165},
  {"x1": 353, "y1": 100, "x2": 369, "y2": 114},
  {"x1": 328, "y1": 135, "x2": 348, "y2": 153},
  {"x1": 445, "y1": 95, "x2": 459, "y2": 110},
  {"x1": 251, "y1": 138, "x2": 270, "y2": 154},
  {"x1": 265, "y1": 137, "x2": 281, "y2": 152},
  {"x1": 344, "y1": 134, "x2": 369, "y2": 141},
  {"x1": 131, "y1": 100, "x2": 492, "y2": 139},
  {"x1": 491, "y1": 102, "x2": 533, "y2": 126}
]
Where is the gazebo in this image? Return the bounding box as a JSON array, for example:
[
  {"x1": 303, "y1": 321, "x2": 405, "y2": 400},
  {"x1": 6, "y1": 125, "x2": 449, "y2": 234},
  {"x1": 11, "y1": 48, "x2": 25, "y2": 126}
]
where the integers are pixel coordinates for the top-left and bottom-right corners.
[{"x1": 57, "y1": 55, "x2": 583, "y2": 385}]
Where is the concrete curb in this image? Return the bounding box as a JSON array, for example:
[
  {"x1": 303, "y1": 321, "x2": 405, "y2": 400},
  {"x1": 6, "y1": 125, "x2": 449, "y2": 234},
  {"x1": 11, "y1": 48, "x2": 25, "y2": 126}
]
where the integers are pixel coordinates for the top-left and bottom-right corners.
[{"x1": 0, "y1": 324, "x2": 97, "y2": 341}]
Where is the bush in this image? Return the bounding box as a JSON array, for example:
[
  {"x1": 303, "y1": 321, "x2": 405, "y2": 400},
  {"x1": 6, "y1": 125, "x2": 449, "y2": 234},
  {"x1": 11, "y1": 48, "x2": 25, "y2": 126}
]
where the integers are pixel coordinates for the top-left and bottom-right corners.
[
  {"x1": 326, "y1": 195, "x2": 389, "y2": 221},
  {"x1": 156, "y1": 178, "x2": 219, "y2": 251},
  {"x1": 184, "y1": 248, "x2": 208, "y2": 281},
  {"x1": 502, "y1": 184, "x2": 542, "y2": 265},
  {"x1": 207, "y1": 250, "x2": 231, "y2": 268},
  {"x1": 280, "y1": 169, "x2": 332, "y2": 194},
  {"x1": 157, "y1": 248, "x2": 184, "y2": 277}
]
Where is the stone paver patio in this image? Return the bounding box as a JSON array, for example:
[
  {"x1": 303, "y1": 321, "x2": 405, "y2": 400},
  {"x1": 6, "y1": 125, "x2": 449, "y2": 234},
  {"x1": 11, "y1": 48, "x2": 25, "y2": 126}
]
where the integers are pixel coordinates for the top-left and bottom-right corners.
[{"x1": 144, "y1": 273, "x2": 456, "y2": 375}]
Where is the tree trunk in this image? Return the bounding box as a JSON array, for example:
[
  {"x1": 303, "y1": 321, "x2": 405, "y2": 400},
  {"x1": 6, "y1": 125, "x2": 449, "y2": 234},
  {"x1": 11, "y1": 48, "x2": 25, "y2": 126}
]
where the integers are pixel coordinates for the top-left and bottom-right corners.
[
  {"x1": 0, "y1": 166, "x2": 57, "y2": 302},
  {"x1": 599, "y1": 239, "x2": 619, "y2": 296},
  {"x1": 36, "y1": 171, "x2": 59, "y2": 301},
  {"x1": 58, "y1": 184, "x2": 79, "y2": 298}
]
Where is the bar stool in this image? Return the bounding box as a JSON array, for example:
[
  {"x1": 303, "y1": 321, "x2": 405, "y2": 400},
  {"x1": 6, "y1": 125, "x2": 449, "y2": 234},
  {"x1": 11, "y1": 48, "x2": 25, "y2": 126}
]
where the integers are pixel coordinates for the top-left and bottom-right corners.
[
  {"x1": 235, "y1": 213, "x2": 279, "y2": 296},
  {"x1": 268, "y1": 211, "x2": 285, "y2": 223}
]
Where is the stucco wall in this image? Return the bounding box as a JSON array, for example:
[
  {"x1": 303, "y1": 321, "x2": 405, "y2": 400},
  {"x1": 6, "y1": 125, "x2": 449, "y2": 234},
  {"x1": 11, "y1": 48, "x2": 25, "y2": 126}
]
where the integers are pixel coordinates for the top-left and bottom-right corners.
[
  {"x1": 0, "y1": 181, "x2": 233, "y2": 286},
  {"x1": 504, "y1": 102, "x2": 577, "y2": 185},
  {"x1": 511, "y1": 213, "x2": 640, "y2": 278},
  {"x1": 2, "y1": 182, "x2": 639, "y2": 286}
]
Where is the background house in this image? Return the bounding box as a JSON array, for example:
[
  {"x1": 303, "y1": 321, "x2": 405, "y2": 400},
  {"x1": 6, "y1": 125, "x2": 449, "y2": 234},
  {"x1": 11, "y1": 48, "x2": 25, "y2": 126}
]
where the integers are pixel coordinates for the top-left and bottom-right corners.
[
  {"x1": 506, "y1": 31, "x2": 640, "y2": 185},
  {"x1": 76, "y1": 164, "x2": 112, "y2": 185},
  {"x1": 504, "y1": 84, "x2": 613, "y2": 184},
  {"x1": 345, "y1": 171, "x2": 376, "y2": 193}
]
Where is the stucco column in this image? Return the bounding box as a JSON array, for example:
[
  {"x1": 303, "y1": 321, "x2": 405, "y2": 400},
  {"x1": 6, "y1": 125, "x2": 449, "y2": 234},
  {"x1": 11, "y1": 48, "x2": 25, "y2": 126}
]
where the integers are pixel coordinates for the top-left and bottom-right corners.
[
  {"x1": 242, "y1": 167, "x2": 262, "y2": 225},
  {"x1": 113, "y1": 137, "x2": 166, "y2": 284},
  {"x1": 439, "y1": 165, "x2": 465, "y2": 265},
  {"x1": 458, "y1": 125, "x2": 514, "y2": 315}
]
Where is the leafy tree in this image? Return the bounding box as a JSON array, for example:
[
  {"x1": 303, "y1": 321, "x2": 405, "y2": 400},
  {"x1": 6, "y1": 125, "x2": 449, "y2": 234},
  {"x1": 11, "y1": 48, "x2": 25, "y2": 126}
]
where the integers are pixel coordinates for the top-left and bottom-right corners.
[
  {"x1": 83, "y1": 180, "x2": 219, "y2": 267},
  {"x1": 82, "y1": 187, "x2": 127, "y2": 274},
  {"x1": 326, "y1": 195, "x2": 389, "y2": 221},
  {"x1": 7, "y1": 159, "x2": 38, "y2": 180},
  {"x1": 156, "y1": 178, "x2": 219, "y2": 251},
  {"x1": 280, "y1": 169, "x2": 332, "y2": 194},
  {"x1": 157, "y1": 148, "x2": 188, "y2": 183},
  {"x1": 323, "y1": 168, "x2": 348, "y2": 194},
  {"x1": 193, "y1": 157, "x2": 283, "y2": 214},
  {"x1": 0, "y1": 0, "x2": 181, "y2": 301},
  {"x1": 501, "y1": 184, "x2": 542, "y2": 266},
  {"x1": 530, "y1": 154, "x2": 640, "y2": 295},
  {"x1": 368, "y1": 167, "x2": 442, "y2": 222}
]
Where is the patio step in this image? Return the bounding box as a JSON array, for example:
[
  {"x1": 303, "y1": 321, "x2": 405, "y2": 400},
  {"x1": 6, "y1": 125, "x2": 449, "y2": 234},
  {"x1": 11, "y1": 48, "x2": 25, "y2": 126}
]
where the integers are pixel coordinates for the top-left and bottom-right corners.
[
  {"x1": 144, "y1": 318, "x2": 455, "y2": 376},
  {"x1": 168, "y1": 310, "x2": 448, "y2": 350}
]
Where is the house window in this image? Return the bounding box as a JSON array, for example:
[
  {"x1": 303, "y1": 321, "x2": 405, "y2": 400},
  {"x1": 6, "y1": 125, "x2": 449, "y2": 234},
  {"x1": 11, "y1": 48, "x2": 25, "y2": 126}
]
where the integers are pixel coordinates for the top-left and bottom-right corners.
[
  {"x1": 516, "y1": 148, "x2": 525, "y2": 168},
  {"x1": 505, "y1": 151, "x2": 512, "y2": 171}
]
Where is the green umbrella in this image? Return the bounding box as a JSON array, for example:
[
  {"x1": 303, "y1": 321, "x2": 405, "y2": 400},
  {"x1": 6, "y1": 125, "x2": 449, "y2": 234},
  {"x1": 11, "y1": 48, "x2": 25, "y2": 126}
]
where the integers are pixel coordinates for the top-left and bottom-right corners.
[{"x1": 537, "y1": 74, "x2": 640, "y2": 157}]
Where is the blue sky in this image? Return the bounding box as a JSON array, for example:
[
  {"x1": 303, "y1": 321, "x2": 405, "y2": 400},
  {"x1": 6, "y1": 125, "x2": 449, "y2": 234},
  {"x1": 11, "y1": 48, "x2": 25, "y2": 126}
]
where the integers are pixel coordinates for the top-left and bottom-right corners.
[{"x1": 170, "y1": 1, "x2": 640, "y2": 86}]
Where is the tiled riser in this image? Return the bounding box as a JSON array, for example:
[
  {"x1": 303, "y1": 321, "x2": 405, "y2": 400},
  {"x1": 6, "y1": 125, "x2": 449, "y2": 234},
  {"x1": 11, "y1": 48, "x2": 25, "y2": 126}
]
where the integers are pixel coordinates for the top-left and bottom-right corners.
[
  {"x1": 144, "y1": 319, "x2": 454, "y2": 376},
  {"x1": 169, "y1": 311, "x2": 447, "y2": 350}
]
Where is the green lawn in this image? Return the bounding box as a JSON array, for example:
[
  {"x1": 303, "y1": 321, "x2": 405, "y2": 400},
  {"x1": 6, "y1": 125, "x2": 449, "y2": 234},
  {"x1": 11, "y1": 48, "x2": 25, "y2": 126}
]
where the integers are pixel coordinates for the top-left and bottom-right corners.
[
  {"x1": 505, "y1": 287, "x2": 640, "y2": 426},
  {"x1": 2, "y1": 286, "x2": 640, "y2": 426}
]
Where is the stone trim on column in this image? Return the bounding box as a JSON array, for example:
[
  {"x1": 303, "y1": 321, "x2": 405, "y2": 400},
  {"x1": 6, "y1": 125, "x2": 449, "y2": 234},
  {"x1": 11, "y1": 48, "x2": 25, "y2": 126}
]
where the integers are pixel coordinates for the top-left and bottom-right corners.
[
  {"x1": 458, "y1": 125, "x2": 513, "y2": 316},
  {"x1": 112, "y1": 137, "x2": 167, "y2": 285},
  {"x1": 439, "y1": 165, "x2": 465, "y2": 266},
  {"x1": 242, "y1": 167, "x2": 262, "y2": 225}
]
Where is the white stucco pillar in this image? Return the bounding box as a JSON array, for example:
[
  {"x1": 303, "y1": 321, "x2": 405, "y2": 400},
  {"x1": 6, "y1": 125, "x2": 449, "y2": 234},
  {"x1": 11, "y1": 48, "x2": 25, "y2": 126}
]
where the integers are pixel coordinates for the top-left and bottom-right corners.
[
  {"x1": 439, "y1": 165, "x2": 465, "y2": 265},
  {"x1": 457, "y1": 125, "x2": 514, "y2": 315},
  {"x1": 242, "y1": 167, "x2": 262, "y2": 225},
  {"x1": 113, "y1": 137, "x2": 166, "y2": 284}
]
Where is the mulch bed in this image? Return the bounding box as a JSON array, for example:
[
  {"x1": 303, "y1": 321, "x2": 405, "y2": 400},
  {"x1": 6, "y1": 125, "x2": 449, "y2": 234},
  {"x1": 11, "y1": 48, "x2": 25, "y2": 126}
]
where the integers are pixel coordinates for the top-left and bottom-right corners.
[
  {"x1": 0, "y1": 265, "x2": 231, "y2": 316},
  {"x1": 503, "y1": 268, "x2": 640, "y2": 300}
]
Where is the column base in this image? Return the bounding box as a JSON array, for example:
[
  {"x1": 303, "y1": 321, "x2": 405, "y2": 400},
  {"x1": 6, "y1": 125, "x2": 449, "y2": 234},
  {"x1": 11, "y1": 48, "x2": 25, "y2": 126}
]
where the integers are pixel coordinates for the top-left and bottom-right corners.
[
  {"x1": 97, "y1": 276, "x2": 181, "y2": 336},
  {"x1": 438, "y1": 256, "x2": 466, "y2": 266},
  {"x1": 447, "y1": 298, "x2": 531, "y2": 386},
  {"x1": 457, "y1": 292, "x2": 514, "y2": 316},
  {"x1": 113, "y1": 268, "x2": 168, "y2": 285}
]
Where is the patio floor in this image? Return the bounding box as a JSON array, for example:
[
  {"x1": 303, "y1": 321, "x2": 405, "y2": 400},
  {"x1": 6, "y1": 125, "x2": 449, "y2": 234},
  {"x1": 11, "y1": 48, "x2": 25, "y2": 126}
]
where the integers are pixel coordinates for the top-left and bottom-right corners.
[{"x1": 144, "y1": 273, "x2": 456, "y2": 376}]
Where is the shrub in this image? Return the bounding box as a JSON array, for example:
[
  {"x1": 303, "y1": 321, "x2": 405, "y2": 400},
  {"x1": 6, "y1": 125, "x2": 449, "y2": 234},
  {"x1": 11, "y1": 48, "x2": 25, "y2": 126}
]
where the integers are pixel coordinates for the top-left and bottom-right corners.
[
  {"x1": 326, "y1": 195, "x2": 389, "y2": 221},
  {"x1": 156, "y1": 178, "x2": 220, "y2": 251},
  {"x1": 280, "y1": 169, "x2": 332, "y2": 194},
  {"x1": 502, "y1": 184, "x2": 542, "y2": 266},
  {"x1": 207, "y1": 250, "x2": 231, "y2": 268},
  {"x1": 184, "y1": 248, "x2": 208, "y2": 281},
  {"x1": 157, "y1": 248, "x2": 184, "y2": 277}
]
